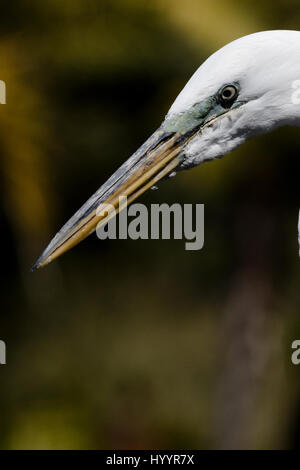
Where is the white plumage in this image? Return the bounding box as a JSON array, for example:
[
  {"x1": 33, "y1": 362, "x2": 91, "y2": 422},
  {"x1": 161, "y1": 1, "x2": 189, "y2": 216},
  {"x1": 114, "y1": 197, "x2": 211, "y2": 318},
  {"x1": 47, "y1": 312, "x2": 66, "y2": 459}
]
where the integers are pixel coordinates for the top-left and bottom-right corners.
[{"x1": 169, "y1": 30, "x2": 300, "y2": 166}]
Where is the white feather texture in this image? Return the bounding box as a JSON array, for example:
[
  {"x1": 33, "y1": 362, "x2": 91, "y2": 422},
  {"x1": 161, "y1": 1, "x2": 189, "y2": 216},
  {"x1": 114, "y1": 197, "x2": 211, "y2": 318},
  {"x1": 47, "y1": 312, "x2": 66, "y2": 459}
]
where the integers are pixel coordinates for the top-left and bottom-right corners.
[{"x1": 168, "y1": 30, "x2": 300, "y2": 166}]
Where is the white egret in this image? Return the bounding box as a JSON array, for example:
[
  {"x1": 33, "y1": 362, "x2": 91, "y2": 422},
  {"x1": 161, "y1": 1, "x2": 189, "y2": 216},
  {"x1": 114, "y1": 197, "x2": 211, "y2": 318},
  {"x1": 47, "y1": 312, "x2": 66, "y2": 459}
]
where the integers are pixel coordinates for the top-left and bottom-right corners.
[{"x1": 32, "y1": 30, "x2": 300, "y2": 270}]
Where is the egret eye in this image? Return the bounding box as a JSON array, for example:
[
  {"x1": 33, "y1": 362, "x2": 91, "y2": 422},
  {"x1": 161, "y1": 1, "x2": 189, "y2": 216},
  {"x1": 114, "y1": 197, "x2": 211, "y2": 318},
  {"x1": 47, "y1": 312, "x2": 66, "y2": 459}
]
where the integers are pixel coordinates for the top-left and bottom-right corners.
[{"x1": 219, "y1": 84, "x2": 238, "y2": 107}]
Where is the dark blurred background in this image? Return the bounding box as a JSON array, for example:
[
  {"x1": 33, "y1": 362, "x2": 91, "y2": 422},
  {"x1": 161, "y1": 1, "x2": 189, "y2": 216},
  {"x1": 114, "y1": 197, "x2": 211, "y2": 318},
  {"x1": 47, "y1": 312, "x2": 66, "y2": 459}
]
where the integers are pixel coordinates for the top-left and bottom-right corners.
[{"x1": 1, "y1": 0, "x2": 300, "y2": 449}]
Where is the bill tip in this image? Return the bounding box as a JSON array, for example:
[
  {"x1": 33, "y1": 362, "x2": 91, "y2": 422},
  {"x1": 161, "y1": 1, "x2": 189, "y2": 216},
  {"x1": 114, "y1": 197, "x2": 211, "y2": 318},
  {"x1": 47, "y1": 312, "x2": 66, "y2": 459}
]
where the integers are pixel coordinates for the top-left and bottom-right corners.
[{"x1": 30, "y1": 259, "x2": 42, "y2": 272}]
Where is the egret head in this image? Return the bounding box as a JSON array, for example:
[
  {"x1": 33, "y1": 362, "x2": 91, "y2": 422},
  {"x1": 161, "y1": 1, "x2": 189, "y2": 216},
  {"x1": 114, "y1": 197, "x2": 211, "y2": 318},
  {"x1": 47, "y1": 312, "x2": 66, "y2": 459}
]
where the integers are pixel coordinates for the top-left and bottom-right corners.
[
  {"x1": 32, "y1": 30, "x2": 300, "y2": 270},
  {"x1": 165, "y1": 29, "x2": 300, "y2": 167}
]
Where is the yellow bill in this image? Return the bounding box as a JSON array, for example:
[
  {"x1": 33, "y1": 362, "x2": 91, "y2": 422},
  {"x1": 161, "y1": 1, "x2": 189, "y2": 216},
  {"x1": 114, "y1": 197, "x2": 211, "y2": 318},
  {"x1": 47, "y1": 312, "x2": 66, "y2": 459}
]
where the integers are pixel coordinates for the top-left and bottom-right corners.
[{"x1": 32, "y1": 126, "x2": 195, "y2": 270}]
